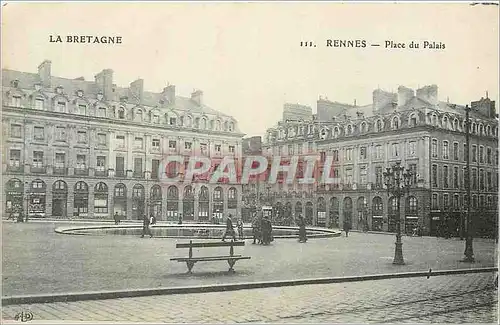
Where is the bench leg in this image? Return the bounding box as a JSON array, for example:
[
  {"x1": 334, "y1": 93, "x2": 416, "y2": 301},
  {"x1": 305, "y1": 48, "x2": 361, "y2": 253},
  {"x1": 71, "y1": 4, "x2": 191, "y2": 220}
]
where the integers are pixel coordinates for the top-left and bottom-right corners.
[
  {"x1": 186, "y1": 261, "x2": 195, "y2": 274},
  {"x1": 227, "y1": 259, "x2": 236, "y2": 272}
]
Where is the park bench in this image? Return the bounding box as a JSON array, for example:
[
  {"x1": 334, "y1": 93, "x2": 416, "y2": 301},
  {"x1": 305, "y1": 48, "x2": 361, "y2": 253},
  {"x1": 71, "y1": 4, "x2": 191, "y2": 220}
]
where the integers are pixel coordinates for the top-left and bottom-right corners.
[{"x1": 170, "y1": 240, "x2": 251, "y2": 274}]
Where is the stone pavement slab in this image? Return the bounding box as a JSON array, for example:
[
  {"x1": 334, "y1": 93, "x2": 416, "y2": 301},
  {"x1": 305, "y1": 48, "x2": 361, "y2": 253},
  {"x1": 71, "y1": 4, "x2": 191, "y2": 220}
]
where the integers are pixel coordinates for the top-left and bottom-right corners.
[{"x1": 2, "y1": 273, "x2": 497, "y2": 323}]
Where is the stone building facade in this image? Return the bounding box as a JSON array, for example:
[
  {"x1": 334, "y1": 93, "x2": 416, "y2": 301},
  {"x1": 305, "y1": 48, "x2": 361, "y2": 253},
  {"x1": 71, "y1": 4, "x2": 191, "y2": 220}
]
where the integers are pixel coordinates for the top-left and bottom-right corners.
[
  {"x1": 3, "y1": 60, "x2": 244, "y2": 221},
  {"x1": 262, "y1": 85, "x2": 499, "y2": 236}
]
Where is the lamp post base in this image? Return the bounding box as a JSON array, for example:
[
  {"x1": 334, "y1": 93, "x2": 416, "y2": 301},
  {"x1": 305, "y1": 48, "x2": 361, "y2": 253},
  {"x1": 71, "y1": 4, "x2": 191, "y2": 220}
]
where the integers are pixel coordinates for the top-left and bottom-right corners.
[{"x1": 393, "y1": 240, "x2": 405, "y2": 265}]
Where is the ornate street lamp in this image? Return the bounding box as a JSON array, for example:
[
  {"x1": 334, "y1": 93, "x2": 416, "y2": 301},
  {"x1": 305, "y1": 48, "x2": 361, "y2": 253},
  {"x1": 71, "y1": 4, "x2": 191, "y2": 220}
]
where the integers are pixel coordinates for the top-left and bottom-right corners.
[{"x1": 383, "y1": 161, "x2": 412, "y2": 265}]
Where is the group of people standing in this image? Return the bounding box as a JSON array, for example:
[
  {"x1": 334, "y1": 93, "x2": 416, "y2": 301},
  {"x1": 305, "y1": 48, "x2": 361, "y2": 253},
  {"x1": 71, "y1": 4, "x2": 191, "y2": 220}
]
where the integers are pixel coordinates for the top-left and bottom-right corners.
[{"x1": 251, "y1": 213, "x2": 273, "y2": 245}]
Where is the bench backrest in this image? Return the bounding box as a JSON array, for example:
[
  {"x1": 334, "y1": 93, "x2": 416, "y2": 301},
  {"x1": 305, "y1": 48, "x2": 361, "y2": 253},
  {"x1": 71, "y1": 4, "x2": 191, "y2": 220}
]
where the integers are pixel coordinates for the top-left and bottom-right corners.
[{"x1": 176, "y1": 241, "x2": 245, "y2": 249}]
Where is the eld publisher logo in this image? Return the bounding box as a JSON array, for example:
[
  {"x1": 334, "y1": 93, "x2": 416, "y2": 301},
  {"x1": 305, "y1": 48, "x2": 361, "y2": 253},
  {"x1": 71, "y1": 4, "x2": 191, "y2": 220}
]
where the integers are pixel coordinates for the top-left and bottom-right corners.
[{"x1": 14, "y1": 310, "x2": 33, "y2": 322}]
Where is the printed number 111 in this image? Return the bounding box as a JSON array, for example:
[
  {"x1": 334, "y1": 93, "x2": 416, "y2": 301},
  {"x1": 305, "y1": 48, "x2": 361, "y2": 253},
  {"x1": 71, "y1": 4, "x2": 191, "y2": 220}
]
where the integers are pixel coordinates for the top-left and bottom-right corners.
[{"x1": 300, "y1": 41, "x2": 316, "y2": 47}]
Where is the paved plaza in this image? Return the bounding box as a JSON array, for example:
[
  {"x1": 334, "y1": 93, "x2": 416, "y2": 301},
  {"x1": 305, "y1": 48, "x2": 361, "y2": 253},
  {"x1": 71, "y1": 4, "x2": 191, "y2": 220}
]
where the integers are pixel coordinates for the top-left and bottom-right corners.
[
  {"x1": 2, "y1": 273, "x2": 498, "y2": 323},
  {"x1": 2, "y1": 221, "x2": 497, "y2": 297}
]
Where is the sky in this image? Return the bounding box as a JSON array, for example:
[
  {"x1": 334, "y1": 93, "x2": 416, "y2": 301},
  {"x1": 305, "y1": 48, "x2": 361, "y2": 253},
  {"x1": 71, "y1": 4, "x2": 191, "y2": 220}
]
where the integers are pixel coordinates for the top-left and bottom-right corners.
[{"x1": 2, "y1": 2, "x2": 499, "y2": 137}]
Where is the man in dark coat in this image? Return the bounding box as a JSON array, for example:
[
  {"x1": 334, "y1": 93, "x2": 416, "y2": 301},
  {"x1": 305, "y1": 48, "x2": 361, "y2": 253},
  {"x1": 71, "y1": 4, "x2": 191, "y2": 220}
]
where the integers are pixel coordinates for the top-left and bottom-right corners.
[
  {"x1": 222, "y1": 214, "x2": 237, "y2": 242},
  {"x1": 343, "y1": 220, "x2": 350, "y2": 237},
  {"x1": 141, "y1": 214, "x2": 152, "y2": 238}
]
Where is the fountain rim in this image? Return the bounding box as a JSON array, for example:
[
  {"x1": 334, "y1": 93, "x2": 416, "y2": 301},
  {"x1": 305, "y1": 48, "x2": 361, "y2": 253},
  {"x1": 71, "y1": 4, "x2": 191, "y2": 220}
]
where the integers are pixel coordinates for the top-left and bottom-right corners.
[{"x1": 55, "y1": 223, "x2": 342, "y2": 239}]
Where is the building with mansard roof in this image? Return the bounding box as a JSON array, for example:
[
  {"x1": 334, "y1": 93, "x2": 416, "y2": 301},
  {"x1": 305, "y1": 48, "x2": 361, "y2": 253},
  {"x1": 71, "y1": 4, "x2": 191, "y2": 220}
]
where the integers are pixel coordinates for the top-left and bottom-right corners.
[
  {"x1": 3, "y1": 60, "x2": 244, "y2": 222},
  {"x1": 262, "y1": 85, "x2": 498, "y2": 237}
]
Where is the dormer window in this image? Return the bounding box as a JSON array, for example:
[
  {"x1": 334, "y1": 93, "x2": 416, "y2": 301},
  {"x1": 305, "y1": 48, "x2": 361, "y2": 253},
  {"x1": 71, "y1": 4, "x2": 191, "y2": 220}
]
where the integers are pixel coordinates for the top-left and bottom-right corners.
[
  {"x1": 201, "y1": 118, "x2": 207, "y2": 129},
  {"x1": 55, "y1": 86, "x2": 63, "y2": 95},
  {"x1": 97, "y1": 107, "x2": 106, "y2": 118},
  {"x1": 118, "y1": 107, "x2": 125, "y2": 119},
  {"x1": 34, "y1": 98, "x2": 44, "y2": 110},
  {"x1": 76, "y1": 90, "x2": 84, "y2": 97},
  {"x1": 153, "y1": 114, "x2": 160, "y2": 124},
  {"x1": 347, "y1": 125, "x2": 352, "y2": 135},
  {"x1": 443, "y1": 116, "x2": 449, "y2": 129},
  {"x1": 10, "y1": 80, "x2": 19, "y2": 88},
  {"x1": 333, "y1": 127, "x2": 339, "y2": 137},
  {"x1": 34, "y1": 84, "x2": 42, "y2": 91},
  {"x1": 360, "y1": 122, "x2": 367, "y2": 133},
  {"x1": 215, "y1": 120, "x2": 221, "y2": 131},
  {"x1": 169, "y1": 117, "x2": 177, "y2": 126},
  {"x1": 392, "y1": 117, "x2": 399, "y2": 129},
  {"x1": 376, "y1": 120, "x2": 383, "y2": 132},
  {"x1": 56, "y1": 101, "x2": 66, "y2": 113},
  {"x1": 77, "y1": 104, "x2": 86, "y2": 115},
  {"x1": 229, "y1": 122, "x2": 234, "y2": 132},
  {"x1": 186, "y1": 116, "x2": 192, "y2": 127},
  {"x1": 135, "y1": 109, "x2": 143, "y2": 122},
  {"x1": 10, "y1": 96, "x2": 21, "y2": 108}
]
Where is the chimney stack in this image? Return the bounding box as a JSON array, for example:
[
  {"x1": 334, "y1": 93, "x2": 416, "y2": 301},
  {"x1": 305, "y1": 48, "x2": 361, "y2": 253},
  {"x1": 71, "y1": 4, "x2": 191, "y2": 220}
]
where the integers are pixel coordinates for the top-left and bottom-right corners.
[
  {"x1": 397, "y1": 86, "x2": 414, "y2": 107},
  {"x1": 38, "y1": 60, "x2": 52, "y2": 88},
  {"x1": 129, "y1": 79, "x2": 144, "y2": 103},
  {"x1": 416, "y1": 85, "x2": 438, "y2": 106},
  {"x1": 162, "y1": 84, "x2": 176, "y2": 105},
  {"x1": 191, "y1": 89, "x2": 203, "y2": 106},
  {"x1": 94, "y1": 69, "x2": 114, "y2": 99}
]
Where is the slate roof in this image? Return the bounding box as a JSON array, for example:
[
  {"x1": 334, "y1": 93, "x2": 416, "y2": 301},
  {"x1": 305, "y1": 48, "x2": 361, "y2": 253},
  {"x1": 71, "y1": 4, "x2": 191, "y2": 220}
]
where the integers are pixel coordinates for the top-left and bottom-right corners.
[{"x1": 2, "y1": 68, "x2": 233, "y2": 118}]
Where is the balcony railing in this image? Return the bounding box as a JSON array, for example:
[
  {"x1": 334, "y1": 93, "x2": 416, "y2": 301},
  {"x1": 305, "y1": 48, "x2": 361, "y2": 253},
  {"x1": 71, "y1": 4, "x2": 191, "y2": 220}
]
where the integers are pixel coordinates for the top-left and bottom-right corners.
[
  {"x1": 115, "y1": 170, "x2": 125, "y2": 177},
  {"x1": 95, "y1": 169, "x2": 109, "y2": 177},
  {"x1": 74, "y1": 168, "x2": 89, "y2": 176},
  {"x1": 6, "y1": 165, "x2": 24, "y2": 173},
  {"x1": 133, "y1": 171, "x2": 144, "y2": 179},
  {"x1": 53, "y1": 167, "x2": 68, "y2": 175},
  {"x1": 31, "y1": 166, "x2": 47, "y2": 174}
]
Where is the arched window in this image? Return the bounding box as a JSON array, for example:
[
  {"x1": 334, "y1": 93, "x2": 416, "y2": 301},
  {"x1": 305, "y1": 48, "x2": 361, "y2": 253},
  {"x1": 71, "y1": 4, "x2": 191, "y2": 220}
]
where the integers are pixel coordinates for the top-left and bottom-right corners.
[
  {"x1": 95, "y1": 182, "x2": 107, "y2": 192},
  {"x1": 372, "y1": 196, "x2": 383, "y2": 214},
  {"x1": 360, "y1": 122, "x2": 367, "y2": 133},
  {"x1": 453, "y1": 118, "x2": 459, "y2": 131},
  {"x1": 376, "y1": 120, "x2": 383, "y2": 132},
  {"x1": 442, "y1": 116, "x2": 449, "y2": 129},
  {"x1": 388, "y1": 197, "x2": 397, "y2": 214},
  {"x1": 407, "y1": 196, "x2": 418, "y2": 213},
  {"x1": 347, "y1": 125, "x2": 352, "y2": 135},
  {"x1": 114, "y1": 184, "x2": 126, "y2": 197},
  {"x1": 228, "y1": 122, "x2": 234, "y2": 132},
  {"x1": 135, "y1": 109, "x2": 143, "y2": 122},
  {"x1": 408, "y1": 113, "x2": 418, "y2": 127},
  {"x1": 213, "y1": 187, "x2": 223, "y2": 200},
  {"x1": 333, "y1": 127, "x2": 340, "y2": 137},
  {"x1": 228, "y1": 187, "x2": 237, "y2": 208},
  {"x1": 392, "y1": 117, "x2": 399, "y2": 129},
  {"x1": 215, "y1": 120, "x2": 221, "y2": 131},
  {"x1": 186, "y1": 116, "x2": 192, "y2": 127},
  {"x1": 75, "y1": 181, "x2": 88, "y2": 192},
  {"x1": 118, "y1": 107, "x2": 125, "y2": 119},
  {"x1": 201, "y1": 118, "x2": 207, "y2": 129},
  {"x1": 53, "y1": 180, "x2": 67, "y2": 191}
]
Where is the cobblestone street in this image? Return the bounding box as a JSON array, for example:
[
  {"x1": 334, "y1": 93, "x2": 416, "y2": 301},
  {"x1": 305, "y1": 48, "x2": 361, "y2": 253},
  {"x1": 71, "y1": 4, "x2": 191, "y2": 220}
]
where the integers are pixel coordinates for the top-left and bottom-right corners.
[{"x1": 2, "y1": 273, "x2": 497, "y2": 323}]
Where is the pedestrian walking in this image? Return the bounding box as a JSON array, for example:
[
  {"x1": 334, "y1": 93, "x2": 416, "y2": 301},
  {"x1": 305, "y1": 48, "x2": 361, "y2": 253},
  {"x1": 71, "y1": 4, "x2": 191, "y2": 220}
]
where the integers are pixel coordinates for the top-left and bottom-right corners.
[
  {"x1": 297, "y1": 214, "x2": 307, "y2": 243},
  {"x1": 222, "y1": 214, "x2": 237, "y2": 242},
  {"x1": 114, "y1": 212, "x2": 120, "y2": 225},
  {"x1": 261, "y1": 216, "x2": 272, "y2": 245},
  {"x1": 343, "y1": 220, "x2": 350, "y2": 237},
  {"x1": 141, "y1": 214, "x2": 152, "y2": 238},
  {"x1": 236, "y1": 218, "x2": 244, "y2": 240},
  {"x1": 251, "y1": 213, "x2": 261, "y2": 244}
]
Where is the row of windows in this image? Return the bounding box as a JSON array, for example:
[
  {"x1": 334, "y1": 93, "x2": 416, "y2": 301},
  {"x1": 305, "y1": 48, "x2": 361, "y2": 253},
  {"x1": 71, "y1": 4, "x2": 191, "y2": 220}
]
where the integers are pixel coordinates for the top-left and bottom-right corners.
[
  {"x1": 431, "y1": 139, "x2": 498, "y2": 164},
  {"x1": 269, "y1": 113, "x2": 498, "y2": 143},
  {"x1": 431, "y1": 164, "x2": 499, "y2": 190},
  {"x1": 6, "y1": 178, "x2": 239, "y2": 200},
  {"x1": 9, "y1": 124, "x2": 237, "y2": 154},
  {"x1": 276, "y1": 141, "x2": 417, "y2": 160},
  {"x1": 7, "y1": 93, "x2": 237, "y2": 132},
  {"x1": 431, "y1": 193, "x2": 497, "y2": 210}
]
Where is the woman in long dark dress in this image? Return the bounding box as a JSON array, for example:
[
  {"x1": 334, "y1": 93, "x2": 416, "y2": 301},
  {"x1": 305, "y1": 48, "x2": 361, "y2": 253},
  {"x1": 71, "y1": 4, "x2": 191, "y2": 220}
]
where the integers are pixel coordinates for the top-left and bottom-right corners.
[{"x1": 298, "y1": 215, "x2": 307, "y2": 243}]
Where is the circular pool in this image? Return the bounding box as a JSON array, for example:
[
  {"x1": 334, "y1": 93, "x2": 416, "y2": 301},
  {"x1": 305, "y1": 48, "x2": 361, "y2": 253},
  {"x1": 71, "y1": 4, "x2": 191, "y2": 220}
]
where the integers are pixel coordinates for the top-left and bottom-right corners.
[{"x1": 55, "y1": 224, "x2": 341, "y2": 239}]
